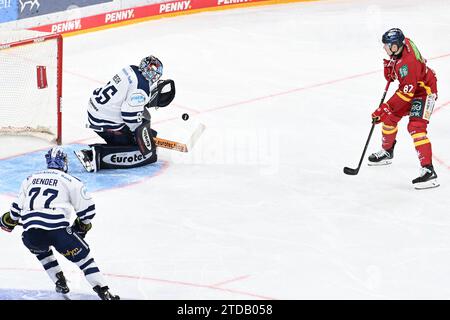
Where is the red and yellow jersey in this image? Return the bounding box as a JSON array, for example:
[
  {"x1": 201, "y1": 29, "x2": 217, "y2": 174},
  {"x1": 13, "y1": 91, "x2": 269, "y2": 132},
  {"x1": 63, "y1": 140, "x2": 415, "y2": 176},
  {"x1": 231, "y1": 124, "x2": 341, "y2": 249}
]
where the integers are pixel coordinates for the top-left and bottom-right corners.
[{"x1": 386, "y1": 38, "x2": 437, "y2": 113}]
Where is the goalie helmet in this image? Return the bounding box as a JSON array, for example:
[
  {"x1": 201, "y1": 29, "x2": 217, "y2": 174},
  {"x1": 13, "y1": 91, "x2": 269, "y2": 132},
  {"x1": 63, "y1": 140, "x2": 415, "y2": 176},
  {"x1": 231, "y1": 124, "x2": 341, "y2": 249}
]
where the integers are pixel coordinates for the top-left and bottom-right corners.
[
  {"x1": 45, "y1": 147, "x2": 68, "y2": 173},
  {"x1": 139, "y1": 55, "x2": 163, "y2": 84},
  {"x1": 382, "y1": 28, "x2": 405, "y2": 50}
]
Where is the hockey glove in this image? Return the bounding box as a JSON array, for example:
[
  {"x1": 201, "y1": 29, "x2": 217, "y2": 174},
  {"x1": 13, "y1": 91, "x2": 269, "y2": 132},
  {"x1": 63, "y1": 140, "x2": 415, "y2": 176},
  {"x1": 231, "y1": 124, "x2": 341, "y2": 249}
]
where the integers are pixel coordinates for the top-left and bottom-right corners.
[
  {"x1": 1, "y1": 212, "x2": 19, "y2": 232},
  {"x1": 383, "y1": 59, "x2": 397, "y2": 81},
  {"x1": 147, "y1": 79, "x2": 176, "y2": 109},
  {"x1": 72, "y1": 217, "x2": 92, "y2": 239},
  {"x1": 372, "y1": 103, "x2": 394, "y2": 124}
]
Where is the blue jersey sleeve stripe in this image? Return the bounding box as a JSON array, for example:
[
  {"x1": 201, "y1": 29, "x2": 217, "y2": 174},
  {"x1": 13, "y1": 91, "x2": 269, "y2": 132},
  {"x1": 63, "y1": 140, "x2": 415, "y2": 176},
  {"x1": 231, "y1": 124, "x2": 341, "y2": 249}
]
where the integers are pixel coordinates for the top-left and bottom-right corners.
[
  {"x1": 80, "y1": 214, "x2": 96, "y2": 222},
  {"x1": 77, "y1": 205, "x2": 95, "y2": 217},
  {"x1": 12, "y1": 203, "x2": 21, "y2": 211}
]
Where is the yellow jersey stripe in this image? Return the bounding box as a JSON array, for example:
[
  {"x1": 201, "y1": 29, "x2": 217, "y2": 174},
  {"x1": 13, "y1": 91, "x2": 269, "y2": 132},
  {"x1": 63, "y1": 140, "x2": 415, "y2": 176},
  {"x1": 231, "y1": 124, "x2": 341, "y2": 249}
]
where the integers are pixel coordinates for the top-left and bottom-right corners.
[{"x1": 396, "y1": 91, "x2": 412, "y2": 102}]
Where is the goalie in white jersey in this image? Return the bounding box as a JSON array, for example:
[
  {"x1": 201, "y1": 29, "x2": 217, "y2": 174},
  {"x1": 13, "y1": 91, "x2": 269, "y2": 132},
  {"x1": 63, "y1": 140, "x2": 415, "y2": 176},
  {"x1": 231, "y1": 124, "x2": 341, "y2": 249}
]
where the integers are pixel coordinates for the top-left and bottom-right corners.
[
  {"x1": 0, "y1": 147, "x2": 119, "y2": 300},
  {"x1": 75, "y1": 55, "x2": 176, "y2": 172}
]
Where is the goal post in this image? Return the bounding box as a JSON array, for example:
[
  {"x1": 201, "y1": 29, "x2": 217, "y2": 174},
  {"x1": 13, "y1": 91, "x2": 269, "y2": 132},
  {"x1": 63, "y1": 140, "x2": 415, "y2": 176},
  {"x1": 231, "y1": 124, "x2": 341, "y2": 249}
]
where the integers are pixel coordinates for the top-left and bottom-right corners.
[{"x1": 0, "y1": 31, "x2": 63, "y2": 145}]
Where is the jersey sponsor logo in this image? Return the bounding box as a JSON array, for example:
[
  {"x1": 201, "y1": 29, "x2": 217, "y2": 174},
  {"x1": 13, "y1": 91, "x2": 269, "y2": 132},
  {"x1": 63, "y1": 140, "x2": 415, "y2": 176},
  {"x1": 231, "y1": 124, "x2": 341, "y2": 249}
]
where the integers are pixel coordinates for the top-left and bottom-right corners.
[
  {"x1": 410, "y1": 99, "x2": 424, "y2": 118},
  {"x1": 399, "y1": 65, "x2": 408, "y2": 78},
  {"x1": 159, "y1": 0, "x2": 191, "y2": 14},
  {"x1": 51, "y1": 19, "x2": 82, "y2": 33},
  {"x1": 217, "y1": 0, "x2": 251, "y2": 5},
  {"x1": 130, "y1": 93, "x2": 146, "y2": 106},
  {"x1": 103, "y1": 151, "x2": 149, "y2": 166},
  {"x1": 105, "y1": 9, "x2": 134, "y2": 23},
  {"x1": 62, "y1": 247, "x2": 82, "y2": 258}
]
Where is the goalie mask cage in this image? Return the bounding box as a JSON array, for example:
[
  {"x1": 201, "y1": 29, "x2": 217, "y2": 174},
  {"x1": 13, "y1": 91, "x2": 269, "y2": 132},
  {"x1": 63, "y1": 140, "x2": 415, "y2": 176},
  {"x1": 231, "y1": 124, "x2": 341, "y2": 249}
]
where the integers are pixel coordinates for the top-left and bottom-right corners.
[{"x1": 0, "y1": 30, "x2": 63, "y2": 145}]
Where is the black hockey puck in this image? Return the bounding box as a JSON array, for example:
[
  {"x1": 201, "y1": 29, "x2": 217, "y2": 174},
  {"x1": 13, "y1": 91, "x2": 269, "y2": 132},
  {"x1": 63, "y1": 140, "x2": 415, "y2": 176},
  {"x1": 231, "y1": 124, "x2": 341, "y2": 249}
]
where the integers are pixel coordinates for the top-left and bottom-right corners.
[{"x1": 182, "y1": 113, "x2": 189, "y2": 121}]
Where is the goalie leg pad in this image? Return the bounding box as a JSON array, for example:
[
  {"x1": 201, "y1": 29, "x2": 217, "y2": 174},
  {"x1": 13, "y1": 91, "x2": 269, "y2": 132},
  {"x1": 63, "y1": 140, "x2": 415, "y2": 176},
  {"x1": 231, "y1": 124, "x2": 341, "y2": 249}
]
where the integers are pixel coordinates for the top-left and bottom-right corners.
[
  {"x1": 91, "y1": 144, "x2": 157, "y2": 170},
  {"x1": 134, "y1": 121, "x2": 156, "y2": 156}
]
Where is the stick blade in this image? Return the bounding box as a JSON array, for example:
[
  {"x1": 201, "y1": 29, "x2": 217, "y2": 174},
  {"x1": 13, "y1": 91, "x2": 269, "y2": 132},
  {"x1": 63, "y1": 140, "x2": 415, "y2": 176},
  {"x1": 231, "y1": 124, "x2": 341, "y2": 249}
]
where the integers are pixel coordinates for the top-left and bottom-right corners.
[{"x1": 343, "y1": 167, "x2": 359, "y2": 175}]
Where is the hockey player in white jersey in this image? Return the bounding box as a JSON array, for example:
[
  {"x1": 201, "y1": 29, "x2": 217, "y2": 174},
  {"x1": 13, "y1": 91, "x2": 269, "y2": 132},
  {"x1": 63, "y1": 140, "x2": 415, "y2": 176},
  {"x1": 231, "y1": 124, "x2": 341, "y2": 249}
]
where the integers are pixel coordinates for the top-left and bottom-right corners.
[
  {"x1": 75, "y1": 55, "x2": 176, "y2": 172},
  {"x1": 0, "y1": 147, "x2": 119, "y2": 300}
]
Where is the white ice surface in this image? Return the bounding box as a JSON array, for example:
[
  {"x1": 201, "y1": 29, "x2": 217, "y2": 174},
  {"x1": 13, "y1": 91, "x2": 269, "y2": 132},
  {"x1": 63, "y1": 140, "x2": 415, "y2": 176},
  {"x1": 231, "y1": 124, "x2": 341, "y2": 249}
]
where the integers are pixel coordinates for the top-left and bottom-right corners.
[{"x1": 1, "y1": 0, "x2": 450, "y2": 299}]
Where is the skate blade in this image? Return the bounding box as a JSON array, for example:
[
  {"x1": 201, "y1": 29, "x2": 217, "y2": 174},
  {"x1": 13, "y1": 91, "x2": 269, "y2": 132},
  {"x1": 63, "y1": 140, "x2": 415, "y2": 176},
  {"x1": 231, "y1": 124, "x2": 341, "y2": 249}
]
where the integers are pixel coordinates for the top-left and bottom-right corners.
[
  {"x1": 414, "y1": 179, "x2": 440, "y2": 190},
  {"x1": 61, "y1": 293, "x2": 71, "y2": 300},
  {"x1": 73, "y1": 151, "x2": 94, "y2": 173},
  {"x1": 368, "y1": 160, "x2": 392, "y2": 166}
]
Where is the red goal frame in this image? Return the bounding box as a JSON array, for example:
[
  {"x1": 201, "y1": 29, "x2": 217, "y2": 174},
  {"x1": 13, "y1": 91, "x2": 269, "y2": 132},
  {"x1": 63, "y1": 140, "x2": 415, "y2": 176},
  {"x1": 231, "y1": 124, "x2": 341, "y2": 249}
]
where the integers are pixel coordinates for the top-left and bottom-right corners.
[{"x1": 0, "y1": 33, "x2": 63, "y2": 145}]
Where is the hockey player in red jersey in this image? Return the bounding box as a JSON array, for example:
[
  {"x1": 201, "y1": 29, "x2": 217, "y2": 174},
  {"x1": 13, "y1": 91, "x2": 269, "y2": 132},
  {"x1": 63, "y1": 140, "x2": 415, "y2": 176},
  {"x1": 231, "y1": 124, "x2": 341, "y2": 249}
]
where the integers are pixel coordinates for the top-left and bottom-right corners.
[{"x1": 368, "y1": 28, "x2": 439, "y2": 189}]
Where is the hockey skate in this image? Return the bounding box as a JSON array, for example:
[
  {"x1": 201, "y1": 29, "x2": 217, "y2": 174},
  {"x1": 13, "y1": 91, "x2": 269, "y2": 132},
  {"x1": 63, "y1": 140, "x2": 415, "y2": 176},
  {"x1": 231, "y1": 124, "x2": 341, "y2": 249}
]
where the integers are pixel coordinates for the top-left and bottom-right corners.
[
  {"x1": 93, "y1": 285, "x2": 120, "y2": 300},
  {"x1": 55, "y1": 271, "x2": 70, "y2": 300},
  {"x1": 74, "y1": 148, "x2": 97, "y2": 173},
  {"x1": 412, "y1": 164, "x2": 440, "y2": 190},
  {"x1": 368, "y1": 141, "x2": 396, "y2": 166}
]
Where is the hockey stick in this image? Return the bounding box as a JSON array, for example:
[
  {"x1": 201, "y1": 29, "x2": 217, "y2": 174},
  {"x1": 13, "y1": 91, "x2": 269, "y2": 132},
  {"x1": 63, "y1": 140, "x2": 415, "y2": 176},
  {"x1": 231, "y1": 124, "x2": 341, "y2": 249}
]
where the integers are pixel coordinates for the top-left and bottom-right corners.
[
  {"x1": 154, "y1": 137, "x2": 188, "y2": 152},
  {"x1": 154, "y1": 123, "x2": 205, "y2": 153},
  {"x1": 86, "y1": 122, "x2": 205, "y2": 153},
  {"x1": 343, "y1": 80, "x2": 392, "y2": 175}
]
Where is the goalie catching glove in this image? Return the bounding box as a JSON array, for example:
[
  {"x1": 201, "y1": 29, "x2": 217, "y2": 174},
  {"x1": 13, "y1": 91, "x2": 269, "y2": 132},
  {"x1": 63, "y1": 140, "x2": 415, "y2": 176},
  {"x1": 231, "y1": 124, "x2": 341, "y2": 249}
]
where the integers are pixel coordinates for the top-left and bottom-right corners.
[
  {"x1": 148, "y1": 79, "x2": 176, "y2": 109},
  {"x1": 72, "y1": 217, "x2": 92, "y2": 239},
  {"x1": 1, "y1": 212, "x2": 19, "y2": 232}
]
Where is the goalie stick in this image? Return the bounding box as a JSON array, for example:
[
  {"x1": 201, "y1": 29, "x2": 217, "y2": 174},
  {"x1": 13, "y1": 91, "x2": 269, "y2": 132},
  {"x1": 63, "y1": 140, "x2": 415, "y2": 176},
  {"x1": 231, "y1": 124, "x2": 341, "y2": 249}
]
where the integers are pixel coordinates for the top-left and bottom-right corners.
[
  {"x1": 86, "y1": 122, "x2": 205, "y2": 153},
  {"x1": 154, "y1": 122, "x2": 205, "y2": 152}
]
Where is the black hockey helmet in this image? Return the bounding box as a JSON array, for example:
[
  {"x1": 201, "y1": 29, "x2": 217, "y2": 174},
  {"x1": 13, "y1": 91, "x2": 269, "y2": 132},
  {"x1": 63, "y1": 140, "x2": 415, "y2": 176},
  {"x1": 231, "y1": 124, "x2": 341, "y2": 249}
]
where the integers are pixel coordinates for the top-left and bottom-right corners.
[{"x1": 382, "y1": 28, "x2": 405, "y2": 50}]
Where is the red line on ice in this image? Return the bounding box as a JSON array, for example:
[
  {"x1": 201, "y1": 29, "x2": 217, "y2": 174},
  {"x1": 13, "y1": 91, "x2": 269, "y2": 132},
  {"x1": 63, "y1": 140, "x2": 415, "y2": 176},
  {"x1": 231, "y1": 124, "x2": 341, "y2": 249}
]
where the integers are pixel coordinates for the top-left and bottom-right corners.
[
  {"x1": 210, "y1": 274, "x2": 251, "y2": 287},
  {"x1": 0, "y1": 267, "x2": 274, "y2": 300}
]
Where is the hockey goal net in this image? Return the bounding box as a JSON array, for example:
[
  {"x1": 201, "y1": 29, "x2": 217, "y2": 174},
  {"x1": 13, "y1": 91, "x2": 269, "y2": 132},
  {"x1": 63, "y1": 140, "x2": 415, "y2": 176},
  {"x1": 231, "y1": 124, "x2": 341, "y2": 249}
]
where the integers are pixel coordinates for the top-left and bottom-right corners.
[{"x1": 0, "y1": 30, "x2": 62, "y2": 144}]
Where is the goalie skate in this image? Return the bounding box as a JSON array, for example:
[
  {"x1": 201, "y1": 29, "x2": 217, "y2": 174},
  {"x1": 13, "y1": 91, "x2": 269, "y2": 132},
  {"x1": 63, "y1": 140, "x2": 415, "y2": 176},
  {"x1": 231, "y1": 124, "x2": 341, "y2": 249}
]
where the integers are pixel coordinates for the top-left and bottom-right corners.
[{"x1": 74, "y1": 149, "x2": 97, "y2": 173}]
